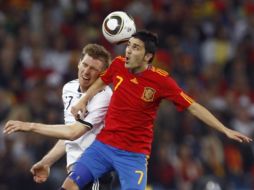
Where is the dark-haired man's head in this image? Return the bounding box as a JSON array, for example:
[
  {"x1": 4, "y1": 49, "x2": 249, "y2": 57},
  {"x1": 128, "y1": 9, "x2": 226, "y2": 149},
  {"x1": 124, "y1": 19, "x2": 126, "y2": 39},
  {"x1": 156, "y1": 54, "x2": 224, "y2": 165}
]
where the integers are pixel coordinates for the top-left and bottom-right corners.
[
  {"x1": 131, "y1": 30, "x2": 158, "y2": 63},
  {"x1": 125, "y1": 30, "x2": 159, "y2": 73}
]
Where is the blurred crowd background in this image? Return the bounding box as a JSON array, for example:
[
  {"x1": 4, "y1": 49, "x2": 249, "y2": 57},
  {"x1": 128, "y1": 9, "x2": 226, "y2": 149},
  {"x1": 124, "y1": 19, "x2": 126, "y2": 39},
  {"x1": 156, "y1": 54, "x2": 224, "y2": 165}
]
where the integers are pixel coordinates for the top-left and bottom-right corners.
[{"x1": 0, "y1": 0, "x2": 254, "y2": 189}]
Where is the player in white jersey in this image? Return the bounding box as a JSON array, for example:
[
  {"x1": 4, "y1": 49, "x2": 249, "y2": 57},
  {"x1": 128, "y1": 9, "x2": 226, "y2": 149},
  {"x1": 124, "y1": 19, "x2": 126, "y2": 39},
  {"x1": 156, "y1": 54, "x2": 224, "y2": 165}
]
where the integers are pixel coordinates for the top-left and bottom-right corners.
[
  {"x1": 62, "y1": 79, "x2": 112, "y2": 169},
  {"x1": 6, "y1": 44, "x2": 113, "y2": 190},
  {"x1": 62, "y1": 79, "x2": 113, "y2": 190}
]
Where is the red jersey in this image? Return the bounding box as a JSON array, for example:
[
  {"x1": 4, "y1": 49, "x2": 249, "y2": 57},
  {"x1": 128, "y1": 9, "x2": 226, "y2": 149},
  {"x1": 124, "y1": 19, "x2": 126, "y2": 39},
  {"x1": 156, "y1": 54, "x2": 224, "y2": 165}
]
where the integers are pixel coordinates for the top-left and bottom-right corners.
[{"x1": 97, "y1": 56, "x2": 194, "y2": 155}]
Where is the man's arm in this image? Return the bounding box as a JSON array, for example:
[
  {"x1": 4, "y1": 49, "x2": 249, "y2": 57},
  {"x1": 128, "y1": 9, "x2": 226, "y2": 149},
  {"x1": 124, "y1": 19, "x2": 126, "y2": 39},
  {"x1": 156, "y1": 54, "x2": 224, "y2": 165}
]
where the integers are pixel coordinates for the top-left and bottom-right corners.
[
  {"x1": 35, "y1": 140, "x2": 66, "y2": 167},
  {"x1": 30, "y1": 140, "x2": 66, "y2": 183},
  {"x1": 188, "y1": 102, "x2": 252, "y2": 143},
  {"x1": 3, "y1": 120, "x2": 90, "y2": 140},
  {"x1": 71, "y1": 77, "x2": 106, "y2": 118}
]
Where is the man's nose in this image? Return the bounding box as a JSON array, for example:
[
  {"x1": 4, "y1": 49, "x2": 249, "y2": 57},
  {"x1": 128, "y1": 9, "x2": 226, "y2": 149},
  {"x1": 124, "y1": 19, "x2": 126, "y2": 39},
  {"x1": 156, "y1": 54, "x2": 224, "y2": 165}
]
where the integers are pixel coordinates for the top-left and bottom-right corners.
[
  {"x1": 83, "y1": 67, "x2": 90, "y2": 74},
  {"x1": 126, "y1": 47, "x2": 131, "y2": 54}
]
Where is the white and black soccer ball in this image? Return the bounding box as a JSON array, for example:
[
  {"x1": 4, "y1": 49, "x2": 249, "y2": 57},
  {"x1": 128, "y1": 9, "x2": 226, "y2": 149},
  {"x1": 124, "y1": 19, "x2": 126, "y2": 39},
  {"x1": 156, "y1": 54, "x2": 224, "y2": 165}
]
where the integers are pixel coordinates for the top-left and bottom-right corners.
[{"x1": 102, "y1": 11, "x2": 136, "y2": 44}]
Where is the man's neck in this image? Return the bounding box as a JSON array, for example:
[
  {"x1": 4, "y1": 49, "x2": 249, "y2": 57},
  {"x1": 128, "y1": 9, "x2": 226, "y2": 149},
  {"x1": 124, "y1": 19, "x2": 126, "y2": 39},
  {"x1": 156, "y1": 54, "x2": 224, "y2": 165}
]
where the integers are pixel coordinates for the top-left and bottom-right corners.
[{"x1": 130, "y1": 63, "x2": 149, "y2": 74}]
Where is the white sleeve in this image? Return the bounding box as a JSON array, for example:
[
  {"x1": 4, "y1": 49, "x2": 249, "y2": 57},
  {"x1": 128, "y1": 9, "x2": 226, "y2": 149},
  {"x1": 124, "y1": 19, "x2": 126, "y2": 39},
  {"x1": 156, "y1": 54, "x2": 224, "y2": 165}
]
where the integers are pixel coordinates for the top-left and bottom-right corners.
[{"x1": 81, "y1": 86, "x2": 112, "y2": 128}]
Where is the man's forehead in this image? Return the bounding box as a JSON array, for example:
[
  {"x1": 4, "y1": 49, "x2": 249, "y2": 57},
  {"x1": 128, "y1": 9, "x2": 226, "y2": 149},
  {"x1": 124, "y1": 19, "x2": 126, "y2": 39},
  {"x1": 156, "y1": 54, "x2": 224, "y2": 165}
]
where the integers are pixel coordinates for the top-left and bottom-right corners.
[
  {"x1": 80, "y1": 54, "x2": 94, "y2": 62},
  {"x1": 80, "y1": 54, "x2": 103, "y2": 67},
  {"x1": 129, "y1": 37, "x2": 144, "y2": 47}
]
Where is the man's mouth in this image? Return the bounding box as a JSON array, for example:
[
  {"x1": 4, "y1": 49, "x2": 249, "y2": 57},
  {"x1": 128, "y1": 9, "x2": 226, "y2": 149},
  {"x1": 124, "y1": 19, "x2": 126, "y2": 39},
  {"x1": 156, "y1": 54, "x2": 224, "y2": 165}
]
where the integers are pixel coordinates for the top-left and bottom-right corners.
[
  {"x1": 82, "y1": 76, "x2": 89, "y2": 81},
  {"x1": 126, "y1": 57, "x2": 129, "y2": 64}
]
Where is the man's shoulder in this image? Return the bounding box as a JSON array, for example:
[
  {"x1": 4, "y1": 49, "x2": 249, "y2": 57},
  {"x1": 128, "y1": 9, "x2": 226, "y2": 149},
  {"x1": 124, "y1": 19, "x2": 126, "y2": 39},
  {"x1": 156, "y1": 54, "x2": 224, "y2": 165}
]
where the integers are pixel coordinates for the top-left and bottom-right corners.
[
  {"x1": 62, "y1": 79, "x2": 79, "y2": 92},
  {"x1": 86, "y1": 86, "x2": 112, "y2": 111},
  {"x1": 149, "y1": 66, "x2": 169, "y2": 78},
  {"x1": 112, "y1": 56, "x2": 125, "y2": 65},
  {"x1": 89, "y1": 86, "x2": 112, "y2": 104},
  {"x1": 95, "y1": 86, "x2": 113, "y2": 98}
]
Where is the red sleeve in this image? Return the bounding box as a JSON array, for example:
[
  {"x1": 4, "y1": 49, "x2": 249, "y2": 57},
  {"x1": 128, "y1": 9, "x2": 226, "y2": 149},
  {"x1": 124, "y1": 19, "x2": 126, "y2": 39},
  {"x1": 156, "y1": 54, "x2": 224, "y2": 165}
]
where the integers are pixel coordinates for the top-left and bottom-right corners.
[
  {"x1": 100, "y1": 68, "x2": 113, "y2": 85},
  {"x1": 161, "y1": 77, "x2": 194, "y2": 111},
  {"x1": 100, "y1": 57, "x2": 118, "y2": 84}
]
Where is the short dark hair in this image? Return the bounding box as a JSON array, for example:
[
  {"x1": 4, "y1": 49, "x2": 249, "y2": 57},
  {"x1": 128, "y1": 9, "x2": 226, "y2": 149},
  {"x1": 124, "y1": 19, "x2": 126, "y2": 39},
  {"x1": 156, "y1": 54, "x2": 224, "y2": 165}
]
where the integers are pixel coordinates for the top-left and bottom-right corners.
[
  {"x1": 132, "y1": 30, "x2": 158, "y2": 54},
  {"x1": 81, "y1": 44, "x2": 111, "y2": 70},
  {"x1": 132, "y1": 30, "x2": 158, "y2": 63}
]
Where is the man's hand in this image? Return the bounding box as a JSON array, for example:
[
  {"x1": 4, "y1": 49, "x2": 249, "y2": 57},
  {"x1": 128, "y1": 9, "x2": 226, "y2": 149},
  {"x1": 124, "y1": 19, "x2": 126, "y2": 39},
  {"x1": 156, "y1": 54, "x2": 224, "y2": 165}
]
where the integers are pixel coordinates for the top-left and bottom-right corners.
[
  {"x1": 71, "y1": 101, "x2": 87, "y2": 120},
  {"x1": 225, "y1": 128, "x2": 252, "y2": 143},
  {"x1": 3, "y1": 120, "x2": 33, "y2": 135},
  {"x1": 30, "y1": 161, "x2": 50, "y2": 183}
]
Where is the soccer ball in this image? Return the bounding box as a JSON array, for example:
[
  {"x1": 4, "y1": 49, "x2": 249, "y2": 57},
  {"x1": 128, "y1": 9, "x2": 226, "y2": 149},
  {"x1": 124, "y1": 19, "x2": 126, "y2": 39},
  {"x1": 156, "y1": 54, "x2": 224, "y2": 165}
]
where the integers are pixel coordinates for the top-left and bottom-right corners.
[{"x1": 102, "y1": 11, "x2": 136, "y2": 44}]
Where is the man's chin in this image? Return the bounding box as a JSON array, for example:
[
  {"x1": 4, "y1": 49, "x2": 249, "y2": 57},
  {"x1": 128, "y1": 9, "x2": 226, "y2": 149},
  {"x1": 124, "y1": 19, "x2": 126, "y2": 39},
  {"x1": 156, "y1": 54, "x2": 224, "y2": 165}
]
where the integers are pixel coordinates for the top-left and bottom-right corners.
[
  {"x1": 125, "y1": 63, "x2": 131, "y2": 69},
  {"x1": 80, "y1": 81, "x2": 90, "y2": 89}
]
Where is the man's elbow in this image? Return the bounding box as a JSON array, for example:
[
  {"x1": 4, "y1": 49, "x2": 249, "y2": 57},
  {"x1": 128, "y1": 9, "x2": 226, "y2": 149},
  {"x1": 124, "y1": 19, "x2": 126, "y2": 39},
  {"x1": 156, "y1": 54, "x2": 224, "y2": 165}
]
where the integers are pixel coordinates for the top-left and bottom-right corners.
[
  {"x1": 66, "y1": 124, "x2": 88, "y2": 141},
  {"x1": 66, "y1": 131, "x2": 82, "y2": 141},
  {"x1": 186, "y1": 102, "x2": 198, "y2": 118}
]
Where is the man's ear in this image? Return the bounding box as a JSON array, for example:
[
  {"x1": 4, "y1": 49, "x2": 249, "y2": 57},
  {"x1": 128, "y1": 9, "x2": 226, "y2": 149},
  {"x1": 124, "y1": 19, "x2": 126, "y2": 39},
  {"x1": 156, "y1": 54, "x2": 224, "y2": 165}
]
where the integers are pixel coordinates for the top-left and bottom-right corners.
[
  {"x1": 77, "y1": 61, "x2": 81, "y2": 69},
  {"x1": 144, "y1": 53, "x2": 153, "y2": 62}
]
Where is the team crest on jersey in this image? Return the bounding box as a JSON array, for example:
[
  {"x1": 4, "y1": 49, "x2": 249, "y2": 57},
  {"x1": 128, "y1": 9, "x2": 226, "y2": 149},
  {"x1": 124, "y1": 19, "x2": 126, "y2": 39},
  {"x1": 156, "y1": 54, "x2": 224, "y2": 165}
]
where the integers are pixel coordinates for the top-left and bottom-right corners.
[{"x1": 141, "y1": 87, "x2": 156, "y2": 102}]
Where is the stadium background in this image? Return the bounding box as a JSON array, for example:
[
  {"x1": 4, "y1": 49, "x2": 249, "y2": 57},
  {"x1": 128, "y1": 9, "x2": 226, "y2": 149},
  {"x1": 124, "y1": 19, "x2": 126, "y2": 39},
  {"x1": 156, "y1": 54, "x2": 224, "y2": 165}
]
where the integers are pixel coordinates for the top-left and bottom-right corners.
[{"x1": 0, "y1": 0, "x2": 254, "y2": 189}]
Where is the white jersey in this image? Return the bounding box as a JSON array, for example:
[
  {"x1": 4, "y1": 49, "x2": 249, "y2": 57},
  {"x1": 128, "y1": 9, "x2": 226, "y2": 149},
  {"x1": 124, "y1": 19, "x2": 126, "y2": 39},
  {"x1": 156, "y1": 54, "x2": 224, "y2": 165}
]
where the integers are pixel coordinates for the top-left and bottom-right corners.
[{"x1": 62, "y1": 79, "x2": 112, "y2": 167}]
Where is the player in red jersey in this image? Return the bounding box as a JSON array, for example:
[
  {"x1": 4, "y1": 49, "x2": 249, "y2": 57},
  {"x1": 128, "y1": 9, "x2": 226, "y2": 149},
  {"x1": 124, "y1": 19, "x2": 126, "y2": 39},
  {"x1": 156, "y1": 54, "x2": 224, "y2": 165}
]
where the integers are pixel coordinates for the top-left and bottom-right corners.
[
  {"x1": 4, "y1": 31, "x2": 252, "y2": 190},
  {"x1": 68, "y1": 30, "x2": 251, "y2": 190},
  {"x1": 95, "y1": 56, "x2": 193, "y2": 155},
  {"x1": 54, "y1": 30, "x2": 250, "y2": 190}
]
